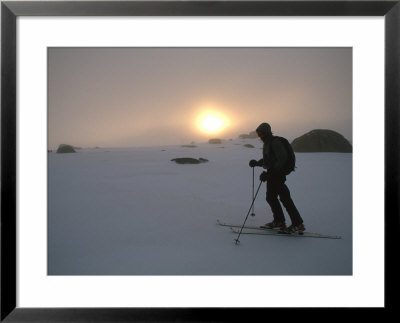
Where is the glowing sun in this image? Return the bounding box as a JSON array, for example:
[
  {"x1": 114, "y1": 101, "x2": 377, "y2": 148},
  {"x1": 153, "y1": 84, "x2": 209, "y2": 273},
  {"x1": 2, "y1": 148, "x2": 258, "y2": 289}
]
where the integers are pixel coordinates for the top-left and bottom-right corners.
[{"x1": 196, "y1": 111, "x2": 229, "y2": 134}]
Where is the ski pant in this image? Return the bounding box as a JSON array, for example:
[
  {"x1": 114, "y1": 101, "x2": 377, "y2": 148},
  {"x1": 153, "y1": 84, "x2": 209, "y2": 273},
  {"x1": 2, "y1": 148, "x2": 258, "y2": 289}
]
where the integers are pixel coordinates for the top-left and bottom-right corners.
[{"x1": 266, "y1": 174, "x2": 303, "y2": 226}]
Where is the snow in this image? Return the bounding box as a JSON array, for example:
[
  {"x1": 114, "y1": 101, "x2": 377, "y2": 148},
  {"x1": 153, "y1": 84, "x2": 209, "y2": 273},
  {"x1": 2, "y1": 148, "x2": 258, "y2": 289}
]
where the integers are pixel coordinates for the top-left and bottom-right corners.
[{"x1": 48, "y1": 139, "x2": 352, "y2": 275}]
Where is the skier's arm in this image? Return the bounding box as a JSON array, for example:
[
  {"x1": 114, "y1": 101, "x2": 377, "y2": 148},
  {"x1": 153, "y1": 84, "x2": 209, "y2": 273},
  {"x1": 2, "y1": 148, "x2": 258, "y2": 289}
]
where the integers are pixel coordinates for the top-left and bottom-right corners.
[{"x1": 271, "y1": 139, "x2": 287, "y2": 171}]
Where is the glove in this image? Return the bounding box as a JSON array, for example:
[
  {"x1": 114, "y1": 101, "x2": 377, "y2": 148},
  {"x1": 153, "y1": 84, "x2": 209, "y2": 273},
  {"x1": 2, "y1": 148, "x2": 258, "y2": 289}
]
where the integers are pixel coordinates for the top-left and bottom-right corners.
[
  {"x1": 249, "y1": 159, "x2": 258, "y2": 168},
  {"x1": 259, "y1": 171, "x2": 270, "y2": 182}
]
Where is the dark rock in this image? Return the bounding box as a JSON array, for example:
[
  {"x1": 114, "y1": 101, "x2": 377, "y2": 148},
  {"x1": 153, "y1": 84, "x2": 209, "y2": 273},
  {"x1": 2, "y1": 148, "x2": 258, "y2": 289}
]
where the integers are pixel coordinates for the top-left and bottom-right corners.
[
  {"x1": 171, "y1": 157, "x2": 209, "y2": 164},
  {"x1": 291, "y1": 130, "x2": 352, "y2": 153},
  {"x1": 181, "y1": 145, "x2": 197, "y2": 148},
  {"x1": 243, "y1": 144, "x2": 255, "y2": 148},
  {"x1": 208, "y1": 138, "x2": 222, "y2": 144},
  {"x1": 56, "y1": 144, "x2": 76, "y2": 154},
  {"x1": 239, "y1": 131, "x2": 258, "y2": 139}
]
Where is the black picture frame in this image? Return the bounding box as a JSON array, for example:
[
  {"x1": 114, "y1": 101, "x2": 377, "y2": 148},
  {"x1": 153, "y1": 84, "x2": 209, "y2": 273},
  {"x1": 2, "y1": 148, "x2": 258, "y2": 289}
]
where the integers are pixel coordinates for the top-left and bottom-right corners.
[{"x1": 1, "y1": 1, "x2": 398, "y2": 321}]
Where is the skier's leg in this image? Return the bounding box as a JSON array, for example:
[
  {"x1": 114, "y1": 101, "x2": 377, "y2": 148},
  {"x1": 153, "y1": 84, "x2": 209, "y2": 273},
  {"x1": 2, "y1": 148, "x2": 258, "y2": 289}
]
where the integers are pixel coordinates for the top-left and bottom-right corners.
[
  {"x1": 278, "y1": 184, "x2": 303, "y2": 226},
  {"x1": 266, "y1": 179, "x2": 285, "y2": 224}
]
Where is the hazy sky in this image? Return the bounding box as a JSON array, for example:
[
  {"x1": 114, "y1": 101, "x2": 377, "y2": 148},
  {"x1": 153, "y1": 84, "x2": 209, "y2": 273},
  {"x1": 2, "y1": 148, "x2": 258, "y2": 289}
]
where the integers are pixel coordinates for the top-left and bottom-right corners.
[{"x1": 48, "y1": 47, "x2": 352, "y2": 148}]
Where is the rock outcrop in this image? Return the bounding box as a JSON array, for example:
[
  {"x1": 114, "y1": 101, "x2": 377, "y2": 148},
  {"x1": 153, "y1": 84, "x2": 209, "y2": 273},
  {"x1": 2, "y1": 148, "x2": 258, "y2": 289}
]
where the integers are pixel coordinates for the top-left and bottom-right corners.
[
  {"x1": 291, "y1": 130, "x2": 352, "y2": 153},
  {"x1": 56, "y1": 144, "x2": 76, "y2": 154}
]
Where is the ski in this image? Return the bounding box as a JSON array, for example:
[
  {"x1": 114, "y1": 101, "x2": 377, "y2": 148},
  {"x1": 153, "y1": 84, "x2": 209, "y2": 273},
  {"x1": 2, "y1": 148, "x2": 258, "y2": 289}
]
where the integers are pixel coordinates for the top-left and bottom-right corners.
[
  {"x1": 217, "y1": 219, "x2": 278, "y2": 231},
  {"x1": 230, "y1": 228, "x2": 341, "y2": 239},
  {"x1": 217, "y1": 219, "x2": 341, "y2": 238}
]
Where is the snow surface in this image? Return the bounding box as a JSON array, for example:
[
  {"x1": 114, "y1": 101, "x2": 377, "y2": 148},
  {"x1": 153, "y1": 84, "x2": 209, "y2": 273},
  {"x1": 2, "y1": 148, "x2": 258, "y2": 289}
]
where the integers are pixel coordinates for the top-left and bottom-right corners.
[{"x1": 48, "y1": 139, "x2": 352, "y2": 275}]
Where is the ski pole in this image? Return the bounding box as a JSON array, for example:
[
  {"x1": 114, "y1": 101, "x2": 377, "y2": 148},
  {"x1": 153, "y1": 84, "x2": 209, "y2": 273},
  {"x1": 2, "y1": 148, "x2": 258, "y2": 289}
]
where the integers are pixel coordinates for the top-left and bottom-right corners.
[
  {"x1": 234, "y1": 180, "x2": 263, "y2": 245},
  {"x1": 251, "y1": 167, "x2": 255, "y2": 217}
]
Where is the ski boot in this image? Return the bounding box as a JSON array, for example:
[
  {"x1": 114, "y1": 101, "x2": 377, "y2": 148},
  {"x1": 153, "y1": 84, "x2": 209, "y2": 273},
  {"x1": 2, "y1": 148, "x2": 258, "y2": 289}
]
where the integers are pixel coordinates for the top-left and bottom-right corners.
[
  {"x1": 282, "y1": 223, "x2": 306, "y2": 235},
  {"x1": 260, "y1": 221, "x2": 286, "y2": 230}
]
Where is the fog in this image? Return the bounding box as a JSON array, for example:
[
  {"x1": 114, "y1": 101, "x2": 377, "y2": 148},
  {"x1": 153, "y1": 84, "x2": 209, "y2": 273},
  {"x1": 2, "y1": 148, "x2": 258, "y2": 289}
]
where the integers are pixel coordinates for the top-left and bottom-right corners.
[{"x1": 48, "y1": 47, "x2": 352, "y2": 149}]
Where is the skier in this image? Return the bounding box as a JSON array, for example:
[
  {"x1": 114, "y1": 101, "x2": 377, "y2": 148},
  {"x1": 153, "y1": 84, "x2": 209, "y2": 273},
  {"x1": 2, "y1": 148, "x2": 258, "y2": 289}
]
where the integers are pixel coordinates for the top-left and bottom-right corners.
[{"x1": 249, "y1": 122, "x2": 305, "y2": 233}]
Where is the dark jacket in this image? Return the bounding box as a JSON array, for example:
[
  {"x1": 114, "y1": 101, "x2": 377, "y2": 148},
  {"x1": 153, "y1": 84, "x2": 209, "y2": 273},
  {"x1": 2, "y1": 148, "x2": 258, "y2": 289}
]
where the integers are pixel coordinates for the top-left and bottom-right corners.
[{"x1": 259, "y1": 137, "x2": 288, "y2": 173}]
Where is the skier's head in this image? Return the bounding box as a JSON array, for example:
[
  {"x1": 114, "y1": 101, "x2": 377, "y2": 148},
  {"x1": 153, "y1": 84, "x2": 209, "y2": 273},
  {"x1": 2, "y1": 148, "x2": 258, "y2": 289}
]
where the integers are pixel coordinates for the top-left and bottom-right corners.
[{"x1": 256, "y1": 123, "x2": 272, "y2": 142}]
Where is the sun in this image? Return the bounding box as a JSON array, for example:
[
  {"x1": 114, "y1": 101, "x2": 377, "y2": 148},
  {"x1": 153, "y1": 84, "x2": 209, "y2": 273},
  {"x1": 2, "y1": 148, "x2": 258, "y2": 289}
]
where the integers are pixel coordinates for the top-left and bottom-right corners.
[
  {"x1": 196, "y1": 110, "x2": 228, "y2": 134},
  {"x1": 201, "y1": 115, "x2": 224, "y2": 133}
]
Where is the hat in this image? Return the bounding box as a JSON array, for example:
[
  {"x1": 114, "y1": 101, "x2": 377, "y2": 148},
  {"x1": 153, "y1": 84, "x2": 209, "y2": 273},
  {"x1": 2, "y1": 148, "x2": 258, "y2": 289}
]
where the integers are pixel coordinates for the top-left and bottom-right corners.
[{"x1": 256, "y1": 123, "x2": 272, "y2": 135}]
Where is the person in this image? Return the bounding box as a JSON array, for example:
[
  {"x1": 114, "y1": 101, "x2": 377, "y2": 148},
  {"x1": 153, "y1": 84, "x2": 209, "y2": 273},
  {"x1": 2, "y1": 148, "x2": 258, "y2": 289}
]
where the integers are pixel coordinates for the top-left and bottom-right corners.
[{"x1": 249, "y1": 122, "x2": 305, "y2": 233}]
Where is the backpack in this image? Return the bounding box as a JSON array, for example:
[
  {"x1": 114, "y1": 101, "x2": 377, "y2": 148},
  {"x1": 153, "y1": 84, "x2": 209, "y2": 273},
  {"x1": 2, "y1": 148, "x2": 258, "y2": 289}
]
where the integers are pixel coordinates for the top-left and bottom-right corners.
[{"x1": 272, "y1": 136, "x2": 296, "y2": 175}]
